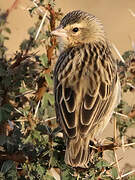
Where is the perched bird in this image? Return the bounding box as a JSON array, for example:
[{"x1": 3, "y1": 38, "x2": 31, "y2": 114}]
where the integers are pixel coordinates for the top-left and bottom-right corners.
[{"x1": 52, "y1": 10, "x2": 120, "y2": 168}]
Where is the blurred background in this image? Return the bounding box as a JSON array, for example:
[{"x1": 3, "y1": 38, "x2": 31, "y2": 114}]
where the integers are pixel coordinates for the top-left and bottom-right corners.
[
  {"x1": 0, "y1": 0, "x2": 135, "y2": 171},
  {"x1": 1, "y1": 0, "x2": 135, "y2": 55}
]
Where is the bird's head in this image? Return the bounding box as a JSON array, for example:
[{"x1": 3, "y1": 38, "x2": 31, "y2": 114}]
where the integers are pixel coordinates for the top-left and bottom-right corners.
[{"x1": 52, "y1": 10, "x2": 106, "y2": 51}]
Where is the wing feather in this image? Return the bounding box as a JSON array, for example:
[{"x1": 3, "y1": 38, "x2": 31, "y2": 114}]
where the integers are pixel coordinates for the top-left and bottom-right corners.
[
  {"x1": 54, "y1": 44, "x2": 117, "y2": 140},
  {"x1": 79, "y1": 72, "x2": 117, "y2": 136},
  {"x1": 54, "y1": 48, "x2": 77, "y2": 138}
]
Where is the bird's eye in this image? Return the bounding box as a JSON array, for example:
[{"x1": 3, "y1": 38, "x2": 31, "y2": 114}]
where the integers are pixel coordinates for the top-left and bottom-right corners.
[{"x1": 72, "y1": 27, "x2": 79, "y2": 33}]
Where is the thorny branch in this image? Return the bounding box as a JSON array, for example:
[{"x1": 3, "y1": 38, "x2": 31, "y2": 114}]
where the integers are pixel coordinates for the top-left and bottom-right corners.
[
  {"x1": 45, "y1": 4, "x2": 58, "y2": 62},
  {"x1": 35, "y1": 3, "x2": 62, "y2": 100}
]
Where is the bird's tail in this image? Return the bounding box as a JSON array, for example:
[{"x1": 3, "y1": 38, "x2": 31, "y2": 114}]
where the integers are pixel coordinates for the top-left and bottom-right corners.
[{"x1": 65, "y1": 137, "x2": 90, "y2": 168}]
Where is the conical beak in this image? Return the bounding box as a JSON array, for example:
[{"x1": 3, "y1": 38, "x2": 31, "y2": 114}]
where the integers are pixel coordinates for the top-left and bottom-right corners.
[{"x1": 51, "y1": 27, "x2": 67, "y2": 37}]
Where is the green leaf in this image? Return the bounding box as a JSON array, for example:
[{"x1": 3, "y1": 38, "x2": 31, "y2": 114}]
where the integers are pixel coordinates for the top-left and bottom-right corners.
[
  {"x1": 0, "y1": 12, "x2": 7, "y2": 26},
  {"x1": 36, "y1": 164, "x2": 44, "y2": 176},
  {"x1": 40, "y1": 54, "x2": 48, "y2": 67},
  {"x1": 49, "y1": 151, "x2": 58, "y2": 167},
  {"x1": 4, "y1": 27, "x2": 11, "y2": 34},
  {"x1": 46, "y1": 106, "x2": 55, "y2": 118},
  {"x1": 29, "y1": 7, "x2": 37, "y2": 16},
  {"x1": 61, "y1": 168, "x2": 75, "y2": 180},
  {"x1": 44, "y1": 170, "x2": 55, "y2": 180},
  {"x1": 96, "y1": 160, "x2": 109, "y2": 170},
  {"x1": 111, "y1": 167, "x2": 118, "y2": 179},
  {"x1": 45, "y1": 74, "x2": 53, "y2": 88},
  {"x1": 0, "y1": 64, "x2": 6, "y2": 76},
  {"x1": 32, "y1": 130, "x2": 41, "y2": 140},
  {"x1": 122, "y1": 102, "x2": 132, "y2": 114},
  {"x1": 39, "y1": 0, "x2": 44, "y2": 4},
  {"x1": 0, "y1": 104, "x2": 13, "y2": 122},
  {"x1": 41, "y1": 92, "x2": 54, "y2": 109},
  {"x1": 6, "y1": 168, "x2": 17, "y2": 180},
  {"x1": 129, "y1": 175, "x2": 135, "y2": 180},
  {"x1": 28, "y1": 27, "x2": 36, "y2": 35},
  {"x1": 42, "y1": 92, "x2": 49, "y2": 108},
  {"x1": 48, "y1": 94, "x2": 54, "y2": 106},
  {"x1": 0, "y1": 34, "x2": 4, "y2": 44},
  {"x1": 2, "y1": 104, "x2": 14, "y2": 113},
  {"x1": 4, "y1": 36, "x2": 9, "y2": 40},
  {"x1": 19, "y1": 86, "x2": 28, "y2": 93},
  {"x1": 20, "y1": 39, "x2": 34, "y2": 51}
]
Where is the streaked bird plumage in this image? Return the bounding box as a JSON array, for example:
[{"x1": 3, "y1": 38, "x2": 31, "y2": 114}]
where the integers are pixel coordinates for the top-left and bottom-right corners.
[{"x1": 52, "y1": 10, "x2": 120, "y2": 168}]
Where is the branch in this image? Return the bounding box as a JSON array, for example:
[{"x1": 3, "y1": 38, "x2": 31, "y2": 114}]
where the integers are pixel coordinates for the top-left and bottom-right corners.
[
  {"x1": 10, "y1": 52, "x2": 31, "y2": 69},
  {"x1": 6, "y1": 0, "x2": 20, "y2": 16},
  {"x1": 46, "y1": 4, "x2": 57, "y2": 62},
  {"x1": 0, "y1": 151, "x2": 27, "y2": 163}
]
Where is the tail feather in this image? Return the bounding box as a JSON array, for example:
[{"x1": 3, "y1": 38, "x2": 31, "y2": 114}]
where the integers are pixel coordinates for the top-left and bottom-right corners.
[{"x1": 65, "y1": 137, "x2": 90, "y2": 168}]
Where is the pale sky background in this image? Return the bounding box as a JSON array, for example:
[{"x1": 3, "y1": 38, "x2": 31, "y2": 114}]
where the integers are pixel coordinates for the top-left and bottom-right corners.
[{"x1": 1, "y1": 0, "x2": 135, "y2": 55}]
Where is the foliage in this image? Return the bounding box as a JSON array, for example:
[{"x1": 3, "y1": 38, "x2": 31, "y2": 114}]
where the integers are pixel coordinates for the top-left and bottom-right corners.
[{"x1": 0, "y1": 1, "x2": 135, "y2": 179}]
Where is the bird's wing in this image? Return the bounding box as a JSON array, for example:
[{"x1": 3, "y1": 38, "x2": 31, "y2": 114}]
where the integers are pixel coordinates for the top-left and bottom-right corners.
[
  {"x1": 54, "y1": 48, "x2": 77, "y2": 138},
  {"x1": 54, "y1": 45, "x2": 118, "y2": 138},
  {"x1": 79, "y1": 50, "x2": 118, "y2": 136}
]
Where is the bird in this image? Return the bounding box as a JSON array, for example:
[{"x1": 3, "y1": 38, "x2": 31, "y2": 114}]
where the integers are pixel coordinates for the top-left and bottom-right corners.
[{"x1": 52, "y1": 10, "x2": 121, "y2": 168}]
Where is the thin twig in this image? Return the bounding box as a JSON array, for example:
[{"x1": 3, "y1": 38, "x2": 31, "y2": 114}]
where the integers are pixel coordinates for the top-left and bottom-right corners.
[
  {"x1": 114, "y1": 117, "x2": 117, "y2": 142},
  {"x1": 34, "y1": 100, "x2": 40, "y2": 118},
  {"x1": 89, "y1": 145, "x2": 98, "y2": 150},
  {"x1": 15, "y1": 90, "x2": 36, "y2": 98},
  {"x1": 49, "y1": 168, "x2": 60, "y2": 180},
  {"x1": 32, "y1": 0, "x2": 50, "y2": 20},
  {"x1": 128, "y1": 9, "x2": 135, "y2": 17},
  {"x1": 112, "y1": 43, "x2": 125, "y2": 63},
  {"x1": 35, "y1": 11, "x2": 47, "y2": 40},
  {"x1": 43, "y1": 116, "x2": 56, "y2": 122},
  {"x1": 33, "y1": 0, "x2": 43, "y2": 13},
  {"x1": 121, "y1": 136, "x2": 125, "y2": 152},
  {"x1": 113, "y1": 116, "x2": 121, "y2": 179},
  {"x1": 110, "y1": 157, "x2": 123, "y2": 167},
  {"x1": 14, "y1": 108, "x2": 24, "y2": 115},
  {"x1": 122, "y1": 142, "x2": 135, "y2": 147},
  {"x1": 106, "y1": 141, "x2": 135, "y2": 150},
  {"x1": 114, "y1": 149, "x2": 121, "y2": 179},
  {"x1": 77, "y1": 174, "x2": 80, "y2": 180},
  {"x1": 116, "y1": 169, "x2": 135, "y2": 179},
  {"x1": 128, "y1": 35, "x2": 135, "y2": 51},
  {"x1": 114, "y1": 111, "x2": 129, "y2": 119},
  {"x1": 127, "y1": 82, "x2": 135, "y2": 90},
  {"x1": 131, "y1": 40, "x2": 135, "y2": 51},
  {"x1": 15, "y1": 119, "x2": 28, "y2": 122},
  {"x1": 6, "y1": 0, "x2": 20, "y2": 15}
]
